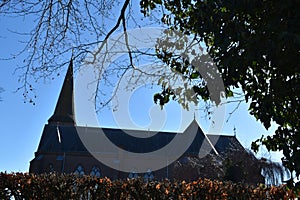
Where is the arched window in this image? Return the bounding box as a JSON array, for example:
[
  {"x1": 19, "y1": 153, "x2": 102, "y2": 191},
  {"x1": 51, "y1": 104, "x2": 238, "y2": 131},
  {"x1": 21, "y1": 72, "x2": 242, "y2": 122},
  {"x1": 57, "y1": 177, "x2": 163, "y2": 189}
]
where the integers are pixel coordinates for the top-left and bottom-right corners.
[
  {"x1": 74, "y1": 165, "x2": 85, "y2": 176},
  {"x1": 90, "y1": 166, "x2": 101, "y2": 178},
  {"x1": 128, "y1": 171, "x2": 138, "y2": 179},
  {"x1": 48, "y1": 163, "x2": 54, "y2": 173},
  {"x1": 144, "y1": 169, "x2": 154, "y2": 181}
]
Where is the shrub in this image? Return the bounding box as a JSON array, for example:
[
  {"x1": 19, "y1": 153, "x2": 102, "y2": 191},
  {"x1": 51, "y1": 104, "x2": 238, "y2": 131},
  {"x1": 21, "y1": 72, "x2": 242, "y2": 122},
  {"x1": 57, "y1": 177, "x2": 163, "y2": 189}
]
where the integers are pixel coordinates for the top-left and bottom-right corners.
[{"x1": 0, "y1": 172, "x2": 298, "y2": 199}]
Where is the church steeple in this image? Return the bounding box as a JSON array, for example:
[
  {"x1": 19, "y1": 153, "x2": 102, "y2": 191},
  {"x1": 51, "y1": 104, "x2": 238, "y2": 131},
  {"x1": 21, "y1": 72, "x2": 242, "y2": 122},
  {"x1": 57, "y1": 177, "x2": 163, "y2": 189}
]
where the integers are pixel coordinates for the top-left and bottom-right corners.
[{"x1": 48, "y1": 59, "x2": 75, "y2": 125}]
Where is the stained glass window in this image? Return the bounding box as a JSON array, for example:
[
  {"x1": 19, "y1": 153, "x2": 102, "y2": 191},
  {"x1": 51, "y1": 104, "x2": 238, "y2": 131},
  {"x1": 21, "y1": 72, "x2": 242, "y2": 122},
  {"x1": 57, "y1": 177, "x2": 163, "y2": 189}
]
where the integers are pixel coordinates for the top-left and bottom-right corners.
[
  {"x1": 90, "y1": 166, "x2": 101, "y2": 178},
  {"x1": 74, "y1": 165, "x2": 85, "y2": 176},
  {"x1": 144, "y1": 169, "x2": 154, "y2": 181}
]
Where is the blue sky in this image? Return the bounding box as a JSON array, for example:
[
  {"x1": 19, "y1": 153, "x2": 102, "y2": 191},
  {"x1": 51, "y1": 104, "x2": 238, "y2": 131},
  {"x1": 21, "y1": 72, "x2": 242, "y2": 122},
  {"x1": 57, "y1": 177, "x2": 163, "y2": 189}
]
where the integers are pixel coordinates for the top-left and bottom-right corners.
[{"x1": 0, "y1": 8, "x2": 283, "y2": 173}]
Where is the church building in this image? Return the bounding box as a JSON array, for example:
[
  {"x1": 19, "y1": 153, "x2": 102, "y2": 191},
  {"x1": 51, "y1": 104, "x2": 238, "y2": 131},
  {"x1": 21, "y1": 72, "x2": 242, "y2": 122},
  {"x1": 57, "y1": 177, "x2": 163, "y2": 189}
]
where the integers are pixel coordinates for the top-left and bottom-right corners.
[{"x1": 29, "y1": 60, "x2": 247, "y2": 180}]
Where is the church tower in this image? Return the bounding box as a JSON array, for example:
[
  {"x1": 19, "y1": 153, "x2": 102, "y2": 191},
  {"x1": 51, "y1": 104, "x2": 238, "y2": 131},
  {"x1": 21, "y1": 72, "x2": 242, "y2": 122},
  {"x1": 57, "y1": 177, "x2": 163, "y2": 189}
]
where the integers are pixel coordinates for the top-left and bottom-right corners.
[{"x1": 29, "y1": 59, "x2": 91, "y2": 174}]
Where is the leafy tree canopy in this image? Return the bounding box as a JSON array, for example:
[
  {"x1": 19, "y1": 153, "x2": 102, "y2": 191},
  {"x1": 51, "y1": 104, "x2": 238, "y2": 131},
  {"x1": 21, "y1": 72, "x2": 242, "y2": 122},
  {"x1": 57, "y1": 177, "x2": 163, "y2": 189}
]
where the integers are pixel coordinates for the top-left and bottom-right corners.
[{"x1": 140, "y1": 0, "x2": 300, "y2": 189}]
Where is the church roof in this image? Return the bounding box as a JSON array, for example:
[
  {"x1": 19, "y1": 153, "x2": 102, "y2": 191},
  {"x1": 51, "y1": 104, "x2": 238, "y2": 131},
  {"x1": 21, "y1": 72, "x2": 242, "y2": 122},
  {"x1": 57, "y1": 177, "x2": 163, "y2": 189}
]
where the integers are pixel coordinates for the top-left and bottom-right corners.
[
  {"x1": 36, "y1": 122, "x2": 241, "y2": 157},
  {"x1": 207, "y1": 134, "x2": 244, "y2": 154},
  {"x1": 37, "y1": 125, "x2": 87, "y2": 153}
]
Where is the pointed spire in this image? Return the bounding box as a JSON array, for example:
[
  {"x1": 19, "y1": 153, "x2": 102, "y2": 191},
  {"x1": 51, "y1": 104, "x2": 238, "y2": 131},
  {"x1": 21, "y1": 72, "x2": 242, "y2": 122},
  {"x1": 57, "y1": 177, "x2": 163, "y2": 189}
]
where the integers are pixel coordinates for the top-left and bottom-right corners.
[{"x1": 48, "y1": 59, "x2": 76, "y2": 125}]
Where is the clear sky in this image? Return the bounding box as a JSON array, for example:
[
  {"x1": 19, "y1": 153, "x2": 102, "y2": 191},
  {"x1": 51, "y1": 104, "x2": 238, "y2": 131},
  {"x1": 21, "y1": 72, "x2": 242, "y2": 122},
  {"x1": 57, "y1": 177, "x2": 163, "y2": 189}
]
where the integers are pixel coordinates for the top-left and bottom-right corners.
[{"x1": 0, "y1": 7, "x2": 283, "y2": 173}]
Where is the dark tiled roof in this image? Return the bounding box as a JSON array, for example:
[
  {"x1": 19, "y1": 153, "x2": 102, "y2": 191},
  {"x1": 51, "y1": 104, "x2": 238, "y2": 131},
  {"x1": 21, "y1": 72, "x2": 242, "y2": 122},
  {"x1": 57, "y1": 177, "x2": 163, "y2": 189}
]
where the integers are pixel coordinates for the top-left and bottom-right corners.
[
  {"x1": 36, "y1": 120, "x2": 242, "y2": 157},
  {"x1": 183, "y1": 120, "x2": 218, "y2": 156},
  {"x1": 37, "y1": 125, "x2": 87, "y2": 153},
  {"x1": 207, "y1": 134, "x2": 244, "y2": 154},
  {"x1": 100, "y1": 128, "x2": 176, "y2": 153}
]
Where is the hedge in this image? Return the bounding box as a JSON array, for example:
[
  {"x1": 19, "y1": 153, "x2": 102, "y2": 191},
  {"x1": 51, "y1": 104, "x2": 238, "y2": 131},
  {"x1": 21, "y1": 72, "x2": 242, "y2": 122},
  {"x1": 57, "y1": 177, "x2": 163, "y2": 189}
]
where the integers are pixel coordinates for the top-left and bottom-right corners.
[{"x1": 0, "y1": 172, "x2": 298, "y2": 199}]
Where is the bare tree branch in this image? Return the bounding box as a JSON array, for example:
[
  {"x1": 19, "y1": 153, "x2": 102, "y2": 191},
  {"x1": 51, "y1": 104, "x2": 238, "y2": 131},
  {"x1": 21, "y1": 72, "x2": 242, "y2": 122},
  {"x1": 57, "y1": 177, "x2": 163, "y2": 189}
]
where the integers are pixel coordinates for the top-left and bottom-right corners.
[{"x1": 0, "y1": 87, "x2": 4, "y2": 102}]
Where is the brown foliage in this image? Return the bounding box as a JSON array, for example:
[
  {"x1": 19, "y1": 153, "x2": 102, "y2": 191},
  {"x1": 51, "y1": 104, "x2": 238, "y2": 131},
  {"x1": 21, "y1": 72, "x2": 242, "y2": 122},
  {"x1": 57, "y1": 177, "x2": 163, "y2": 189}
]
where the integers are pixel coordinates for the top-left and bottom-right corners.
[{"x1": 0, "y1": 172, "x2": 298, "y2": 199}]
